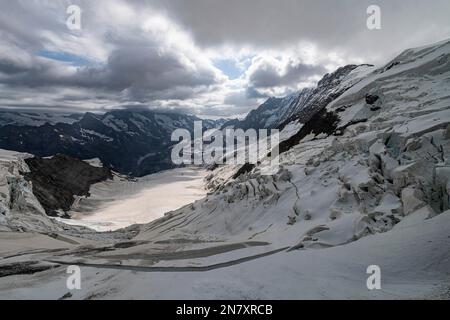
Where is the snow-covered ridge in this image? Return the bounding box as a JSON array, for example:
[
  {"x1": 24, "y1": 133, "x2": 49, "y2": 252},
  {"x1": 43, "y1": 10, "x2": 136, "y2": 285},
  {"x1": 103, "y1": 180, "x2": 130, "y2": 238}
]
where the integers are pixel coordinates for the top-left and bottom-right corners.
[
  {"x1": 0, "y1": 110, "x2": 82, "y2": 127},
  {"x1": 226, "y1": 63, "x2": 375, "y2": 131}
]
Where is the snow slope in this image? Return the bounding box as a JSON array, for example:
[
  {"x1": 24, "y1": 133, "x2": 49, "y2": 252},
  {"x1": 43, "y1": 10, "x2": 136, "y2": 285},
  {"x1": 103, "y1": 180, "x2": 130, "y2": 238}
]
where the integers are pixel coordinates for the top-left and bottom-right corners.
[{"x1": 1, "y1": 209, "x2": 448, "y2": 299}]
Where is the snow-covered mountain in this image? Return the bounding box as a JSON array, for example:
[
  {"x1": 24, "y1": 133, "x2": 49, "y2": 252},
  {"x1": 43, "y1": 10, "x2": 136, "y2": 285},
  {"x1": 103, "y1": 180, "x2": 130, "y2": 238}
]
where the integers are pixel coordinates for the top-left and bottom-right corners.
[
  {"x1": 0, "y1": 110, "x2": 83, "y2": 127},
  {"x1": 224, "y1": 64, "x2": 375, "y2": 130},
  {"x1": 222, "y1": 92, "x2": 304, "y2": 129},
  {"x1": 0, "y1": 39, "x2": 450, "y2": 299},
  {"x1": 0, "y1": 110, "x2": 224, "y2": 177}
]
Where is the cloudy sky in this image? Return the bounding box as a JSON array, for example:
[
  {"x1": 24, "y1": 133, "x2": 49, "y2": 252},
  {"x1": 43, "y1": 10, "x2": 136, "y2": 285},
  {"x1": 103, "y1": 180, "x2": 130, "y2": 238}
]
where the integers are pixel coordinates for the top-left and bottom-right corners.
[{"x1": 0, "y1": 0, "x2": 449, "y2": 118}]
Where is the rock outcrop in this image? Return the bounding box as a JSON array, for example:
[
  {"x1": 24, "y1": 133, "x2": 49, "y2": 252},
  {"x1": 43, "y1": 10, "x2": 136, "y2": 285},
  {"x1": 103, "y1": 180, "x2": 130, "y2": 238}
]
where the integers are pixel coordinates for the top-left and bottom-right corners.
[{"x1": 23, "y1": 154, "x2": 112, "y2": 217}]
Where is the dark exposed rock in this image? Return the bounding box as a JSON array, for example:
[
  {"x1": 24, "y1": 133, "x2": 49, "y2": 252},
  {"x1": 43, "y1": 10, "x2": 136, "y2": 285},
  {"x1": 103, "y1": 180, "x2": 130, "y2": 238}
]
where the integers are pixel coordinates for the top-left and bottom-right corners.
[
  {"x1": 23, "y1": 154, "x2": 112, "y2": 216},
  {"x1": 279, "y1": 109, "x2": 340, "y2": 154},
  {"x1": 113, "y1": 240, "x2": 150, "y2": 249},
  {"x1": 0, "y1": 261, "x2": 58, "y2": 277},
  {"x1": 384, "y1": 61, "x2": 400, "y2": 72},
  {"x1": 278, "y1": 64, "x2": 363, "y2": 128},
  {"x1": 232, "y1": 163, "x2": 255, "y2": 179},
  {"x1": 365, "y1": 94, "x2": 380, "y2": 105},
  {"x1": 58, "y1": 292, "x2": 73, "y2": 300}
]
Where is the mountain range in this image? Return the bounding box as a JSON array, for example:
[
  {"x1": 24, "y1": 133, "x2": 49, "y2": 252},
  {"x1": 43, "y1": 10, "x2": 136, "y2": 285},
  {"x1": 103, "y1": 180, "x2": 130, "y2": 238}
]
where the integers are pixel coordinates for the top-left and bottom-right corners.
[
  {"x1": 0, "y1": 63, "x2": 375, "y2": 177},
  {"x1": 0, "y1": 109, "x2": 226, "y2": 176}
]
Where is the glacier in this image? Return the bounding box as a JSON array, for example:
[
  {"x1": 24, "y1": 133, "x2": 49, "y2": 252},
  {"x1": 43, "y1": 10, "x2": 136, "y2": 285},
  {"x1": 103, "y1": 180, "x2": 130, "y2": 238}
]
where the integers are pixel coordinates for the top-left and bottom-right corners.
[{"x1": 0, "y1": 39, "x2": 450, "y2": 299}]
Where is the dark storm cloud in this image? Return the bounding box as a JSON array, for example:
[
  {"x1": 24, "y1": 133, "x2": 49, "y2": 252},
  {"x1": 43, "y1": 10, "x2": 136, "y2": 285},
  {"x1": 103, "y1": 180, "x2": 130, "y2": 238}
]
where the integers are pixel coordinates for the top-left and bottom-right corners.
[
  {"x1": 0, "y1": 59, "x2": 30, "y2": 75},
  {"x1": 247, "y1": 60, "x2": 326, "y2": 89},
  {"x1": 101, "y1": 43, "x2": 219, "y2": 99},
  {"x1": 0, "y1": 3, "x2": 221, "y2": 102},
  {"x1": 149, "y1": 0, "x2": 450, "y2": 56},
  {"x1": 0, "y1": 50, "x2": 217, "y2": 105},
  {"x1": 0, "y1": 0, "x2": 449, "y2": 117}
]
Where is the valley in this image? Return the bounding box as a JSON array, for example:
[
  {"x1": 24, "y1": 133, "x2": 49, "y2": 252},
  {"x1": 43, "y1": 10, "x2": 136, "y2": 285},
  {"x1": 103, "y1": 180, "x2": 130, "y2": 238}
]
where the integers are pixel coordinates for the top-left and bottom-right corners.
[
  {"x1": 0, "y1": 39, "x2": 449, "y2": 300},
  {"x1": 61, "y1": 167, "x2": 207, "y2": 232}
]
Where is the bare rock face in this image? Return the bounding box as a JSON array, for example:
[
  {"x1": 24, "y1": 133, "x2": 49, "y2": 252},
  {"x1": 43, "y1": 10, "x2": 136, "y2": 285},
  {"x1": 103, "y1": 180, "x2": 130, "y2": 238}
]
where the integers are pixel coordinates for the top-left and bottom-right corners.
[
  {"x1": 23, "y1": 154, "x2": 112, "y2": 217},
  {"x1": 365, "y1": 94, "x2": 380, "y2": 105}
]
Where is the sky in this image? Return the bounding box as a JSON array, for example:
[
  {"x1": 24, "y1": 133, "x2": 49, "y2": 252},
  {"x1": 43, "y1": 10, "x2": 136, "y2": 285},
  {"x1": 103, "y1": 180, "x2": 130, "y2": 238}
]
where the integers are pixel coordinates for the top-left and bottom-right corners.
[{"x1": 0, "y1": 0, "x2": 449, "y2": 119}]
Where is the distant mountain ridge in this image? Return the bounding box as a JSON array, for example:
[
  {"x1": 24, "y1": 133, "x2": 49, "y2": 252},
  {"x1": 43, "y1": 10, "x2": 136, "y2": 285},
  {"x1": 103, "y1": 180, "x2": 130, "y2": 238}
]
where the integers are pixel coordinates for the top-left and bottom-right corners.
[
  {"x1": 0, "y1": 110, "x2": 83, "y2": 127},
  {"x1": 0, "y1": 109, "x2": 224, "y2": 176}
]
